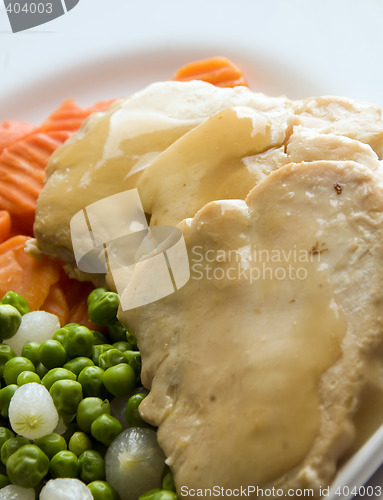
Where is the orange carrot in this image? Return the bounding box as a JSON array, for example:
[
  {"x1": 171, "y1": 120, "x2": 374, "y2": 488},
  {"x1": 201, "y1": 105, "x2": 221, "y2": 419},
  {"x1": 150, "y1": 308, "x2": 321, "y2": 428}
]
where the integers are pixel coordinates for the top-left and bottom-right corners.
[
  {"x1": 40, "y1": 282, "x2": 70, "y2": 326},
  {"x1": 0, "y1": 210, "x2": 11, "y2": 243},
  {"x1": 0, "y1": 235, "x2": 61, "y2": 310},
  {"x1": 172, "y1": 57, "x2": 248, "y2": 88},
  {"x1": 0, "y1": 99, "x2": 114, "y2": 236},
  {"x1": 0, "y1": 121, "x2": 37, "y2": 154},
  {"x1": 58, "y1": 273, "x2": 100, "y2": 330},
  {"x1": 40, "y1": 98, "x2": 114, "y2": 133}
]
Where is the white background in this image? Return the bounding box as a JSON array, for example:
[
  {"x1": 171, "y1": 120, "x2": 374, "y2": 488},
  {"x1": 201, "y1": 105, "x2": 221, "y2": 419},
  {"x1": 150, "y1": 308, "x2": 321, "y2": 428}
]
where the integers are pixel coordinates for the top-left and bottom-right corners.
[
  {"x1": 1, "y1": 0, "x2": 383, "y2": 495},
  {"x1": 1, "y1": 0, "x2": 383, "y2": 122}
]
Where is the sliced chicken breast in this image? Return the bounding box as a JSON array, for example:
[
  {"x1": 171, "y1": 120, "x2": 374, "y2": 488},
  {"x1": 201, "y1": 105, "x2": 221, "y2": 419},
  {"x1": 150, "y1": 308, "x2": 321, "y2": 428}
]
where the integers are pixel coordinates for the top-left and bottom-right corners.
[{"x1": 119, "y1": 160, "x2": 383, "y2": 497}]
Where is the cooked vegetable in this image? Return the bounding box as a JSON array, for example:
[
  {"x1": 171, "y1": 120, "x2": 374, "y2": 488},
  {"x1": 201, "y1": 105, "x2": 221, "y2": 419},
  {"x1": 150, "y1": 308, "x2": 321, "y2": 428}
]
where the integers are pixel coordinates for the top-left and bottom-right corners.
[
  {"x1": 8, "y1": 383, "x2": 59, "y2": 439},
  {"x1": 139, "y1": 490, "x2": 178, "y2": 500},
  {"x1": 3, "y1": 356, "x2": 35, "y2": 385},
  {"x1": 34, "y1": 433, "x2": 67, "y2": 459},
  {"x1": 0, "y1": 291, "x2": 29, "y2": 316},
  {"x1": 103, "y1": 363, "x2": 136, "y2": 397},
  {"x1": 49, "y1": 379, "x2": 83, "y2": 416},
  {"x1": 125, "y1": 393, "x2": 150, "y2": 428},
  {"x1": 49, "y1": 450, "x2": 80, "y2": 478},
  {"x1": 39, "y1": 339, "x2": 68, "y2": 369},
  {"x1": 78, "y1": 365, "x2": 105, "y2": 398},
  {"x1": 68, "y1": 431, "x2": 92, "y2": 457},
  {"x1": 0, "y1": 344, "x2": 15, "y2": 378},
  {"x1": 6, "y1": 444, "x2": 49, "y2": 488},
  {"x1": 87, "y1": 480, "x2": 120, "y2": 500},
  {"x1": 6, "y1": 310, "x2": 60, "y2": 355},
  {"x1": 0, "y1": 304, "x2": 21, "y2": 341},
  {"x1": 41, "y1": 367, "x2": 77, "y2": 390},
  {"x1": 16, "y1": 370, "x2": 40, "y2": 385},
  {"x1": 76, "y1": 397, "x2": 111, "y2": 434},
  {"x1": 40, "y1": 478, "x2": 93, "y2": 500},
  {"x1": 78, "y1": 449, "x2": 105, "y2": 483},
  {"x1": 172, "y1": 56, "x2": 248, "y2": 88},
  {"x1": 61, "y1": 324, "x2": 94, "y2": 358},
  {"x1": 105, "y1": 428, "x2": 166, "y2": 500},
  {"x1": 64, "y1": 356, "x2": 94, "y2": 376},
  {"x1": 88, "y1": 288, "x2": 120, "y2": 326},
  {"x1": 0, "y1": 484, "x2": 35, "y2": 499},
  {"x1": 0, "y1": 385, "x2": 18, "y2": 419},
  {"x1": 91, "y1": 414, "x2": 122, "y2": 447}
]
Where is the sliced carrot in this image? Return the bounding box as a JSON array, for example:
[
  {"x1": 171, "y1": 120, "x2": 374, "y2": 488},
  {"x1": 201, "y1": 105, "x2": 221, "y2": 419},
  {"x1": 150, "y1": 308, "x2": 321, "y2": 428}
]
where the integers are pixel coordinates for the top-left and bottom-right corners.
[
  {"x1": 0, "y1": 210, "x2": 11, "y2": 243},
  {"x1": 40, "y1": 98, "x2": 114, "y2": 133},
  {"x1": 40, "y1": 282, "x2": 70, "y2": 326},
  {"x1": 0, "y1": 121, "x2": 37, "y2": 154},
  {"x1": 56, "y1": 272, "x2": 100, "y2": 330},
  {"x1": 0, "y1": 99, "x2": 114, "y2": 236},
  {"x1": 172, "y1": 57, "x2": 248, "y2": 88},
  {"x1": 0, "y1": 235, "x2": 61, "y2": 310}
]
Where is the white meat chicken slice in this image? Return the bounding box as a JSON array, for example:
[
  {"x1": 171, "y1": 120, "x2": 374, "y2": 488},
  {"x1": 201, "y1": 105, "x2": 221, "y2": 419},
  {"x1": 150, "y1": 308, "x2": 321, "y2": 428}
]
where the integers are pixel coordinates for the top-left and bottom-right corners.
[{"x1": 119, "y1": 160, "x2": 383, "y2": 497}]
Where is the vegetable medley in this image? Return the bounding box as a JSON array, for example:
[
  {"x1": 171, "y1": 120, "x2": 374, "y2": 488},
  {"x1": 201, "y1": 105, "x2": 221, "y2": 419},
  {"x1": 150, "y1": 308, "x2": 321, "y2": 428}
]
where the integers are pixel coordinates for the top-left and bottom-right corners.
[{"x1": 0, "y1": 288, "x2": 177, "y2": 500}]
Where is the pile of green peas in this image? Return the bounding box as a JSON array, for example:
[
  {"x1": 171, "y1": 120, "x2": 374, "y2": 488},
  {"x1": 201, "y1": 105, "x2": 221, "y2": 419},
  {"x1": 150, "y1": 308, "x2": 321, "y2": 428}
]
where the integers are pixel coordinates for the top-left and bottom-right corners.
[{"x1": 0, "y1": 289, "x2": 177, "y2": 500}]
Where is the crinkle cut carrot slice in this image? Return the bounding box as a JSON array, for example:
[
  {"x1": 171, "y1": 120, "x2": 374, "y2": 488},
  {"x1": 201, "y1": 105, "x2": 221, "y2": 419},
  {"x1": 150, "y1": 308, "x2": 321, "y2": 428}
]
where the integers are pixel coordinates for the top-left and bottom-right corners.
[
  {"x1": 0, "y1": 210, "x2": 11, "y2": 243},
  {"x1": 0, "y1": 121, "x2": 37, "y2": 154},
  {"x1": 40, "y1": 98, "x2": 115, "y2": 133},
  {"x1": 0, "y1": 99, "x2": 114, "y2": 235},
  {"x1": 0, "y1": 235, "x2": 61, "y2": 310},
  {"x1": 41, "y1": 282, "x2": 70, "y2": 326},
  {"x1": 172, "y1": 56, "x2": 248, "y2": 88}
]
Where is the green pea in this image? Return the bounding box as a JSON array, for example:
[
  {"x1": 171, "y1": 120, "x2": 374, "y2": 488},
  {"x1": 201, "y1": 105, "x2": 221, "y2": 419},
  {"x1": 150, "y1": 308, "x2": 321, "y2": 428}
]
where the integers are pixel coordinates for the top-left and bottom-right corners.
[
  {"x1": 3, "y1": 356, "x2": 35, "y2": 385},
  {"x1": 87, "y1": 480, "x2": 120, "y2": 500},
  {"x1": 107, "y1": 321, "x2": 127, "y2": 343},
  {"x1": 103, "y1": 363, "x2": 136, "y2": 397},
  {"x1": 34, "y1": 433, "x2": 67, "y2": 459},
  {"x1": 21, "y1": 342, "x2": 40, "y2": 366},
  {"x1": 92, "y1": 344, "x2": 113, "y2": 365},
  {"x1": 113, "y1": 341, "x2": 131, "y2": 352},
  {"x1": 64, "y1": 356, "x2": 94, "y2": 376},
  {"x1": 78, "y1": 449, "x2": 105, "y2": 483},
  {"x1": 1, "y1": 436, "x2": 29, "y2": 465},
  {"x1": 76, "y1": 397, "x2": 111, "y2": 434},
  {"x1": 50, "y1": 379, "x2": 83, "y2": 416},
  {"x1": 0, "y1": 427, "x2": 14, "y2": 449},
  {"x1": 6, "y1": 444, "x2": 49, "y2": 488},
  {"x1": 126, "y1": 393, "x2": 150, "y2": 428},
  {"x1": 16, "y1": 370, "x2": 40, "y2": 386},
  {"x1": 0, "y1": 344, "x2": 15, "y2": 378},
  {"x1": 139, "y1": 489, "x2": 178, "y2": 500},
  {"x1": 52, "y1": 326, "x2": 72, "y2": 344},
  {"x1": 62, "y1": 324, "x2": 94, "y2": 358},
  {"x1": 109, "y1": 322, "x2": 138, "y2": 349},
  {"x1": 0, "y1": 291, "x2": 29, "y2": 316},
  {"x1": 125, "y1": 325, "x2": 138, "y2": 351},
  {"x1": 88, "y1": 288, "x2": 120, "y2": 326},
  {"x1": 92, "y1": 330, "x2": 109, "y2": 345},
  {"x1": 61, "y1": 422, "x2": 81, "y2": 444},
  {"x1": 41, "y1": 367, "x2": 76, "y2": 391},
  {"x1": 91, "y1": 414, "x2": 122, "y2": 446},
  {"x1": 78, "y1": 366, "x2": 105, "y2": 398},
  {"x1": 124, "y1": 350, "x2": 142, "y2": 378},
  {"x1": 38, "y1": 339, "x2": 67, "y2": 369},
  {"x1": 0, "y1": 385, "x2": 18, "y2": 419},
  {"x1": 98, "y1": 349, "x2": 126, "y2": 370},
  {"x1": 35, "y1": 362, "x2": 49, "y2": 379},
  {"x1": 68, "y1": 431, "x2": 92, "y2": 457},
  {"x1": 0, "y1": 473, "x2": 10, "y2": 488},
  {"x1": 0, "y1": 304, "x2": 22, "y2": 341},
  {"x1": 162, "y1": 467, "x2": 176, "y2": 492},
  {"x1": 49, "y1": 450, "x2": 79, "y2": 478}
]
